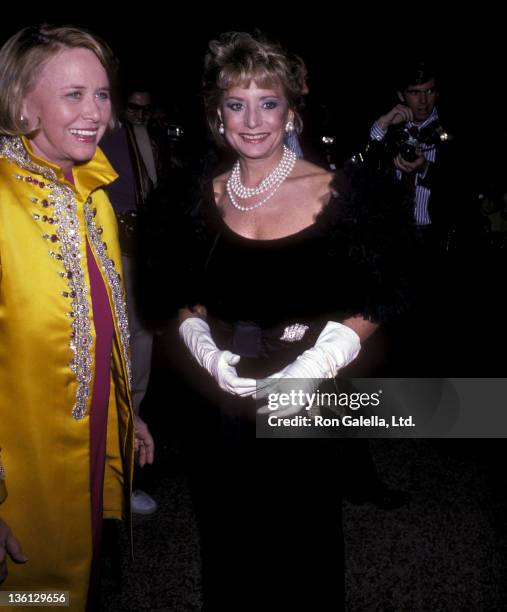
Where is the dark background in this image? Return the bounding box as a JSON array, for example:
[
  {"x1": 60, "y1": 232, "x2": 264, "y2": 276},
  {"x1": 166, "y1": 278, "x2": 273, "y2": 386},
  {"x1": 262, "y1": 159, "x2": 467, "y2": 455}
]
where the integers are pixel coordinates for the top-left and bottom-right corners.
[
  {"x1": 2, "y1": 12, "x2": 507, "y2": 371},
  {"x1": 1, "y1": 10, "x2": 506, "y2": 172},
  {"x1": 3, "y1": 14, "x2": 507, "y2": 610}
]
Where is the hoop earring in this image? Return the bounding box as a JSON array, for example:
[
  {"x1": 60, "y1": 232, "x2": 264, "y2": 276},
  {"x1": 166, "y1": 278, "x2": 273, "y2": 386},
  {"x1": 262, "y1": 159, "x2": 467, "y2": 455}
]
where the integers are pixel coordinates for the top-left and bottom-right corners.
[
  {"x1": 218, "y1": 122, "x2": 225, "y2": 135},
  {"x1": 285, "y1": 121, "x2": 294, "y2": 133}
]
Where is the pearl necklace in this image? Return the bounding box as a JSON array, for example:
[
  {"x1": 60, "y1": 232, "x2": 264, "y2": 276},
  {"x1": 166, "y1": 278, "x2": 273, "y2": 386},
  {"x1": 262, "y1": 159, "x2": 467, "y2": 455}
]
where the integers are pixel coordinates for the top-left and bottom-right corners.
[
  {"x1": 229, "y1": 145, "x2": 296, "y2": 198},
  {"x1": 226, "y1": 145, "x2": 297, "y2": 212}
]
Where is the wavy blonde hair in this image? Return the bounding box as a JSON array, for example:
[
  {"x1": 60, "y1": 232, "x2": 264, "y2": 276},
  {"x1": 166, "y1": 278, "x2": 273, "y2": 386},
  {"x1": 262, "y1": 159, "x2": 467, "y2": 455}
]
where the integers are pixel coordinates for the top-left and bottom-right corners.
[
  {"x1": 203, "y1": 31, "x2": 308, "y2": 145},
  {"x1": 0, "y1": 24, "x2": 119, "y2": 136}
]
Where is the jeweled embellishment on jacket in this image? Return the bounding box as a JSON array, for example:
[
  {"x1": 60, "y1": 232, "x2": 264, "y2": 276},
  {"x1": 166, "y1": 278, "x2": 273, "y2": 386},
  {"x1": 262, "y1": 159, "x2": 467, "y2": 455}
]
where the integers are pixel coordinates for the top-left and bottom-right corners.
[
  {"x1": 85, "y1": 199, "x2": 132, "y2": 389},
  {"x1": 3, "y1": 137, "x2": 132, "y2": 417},
  {"x1": 1, "y1": 136, "x2": 100, "y2": 419},
  {"x1": 47, "y1": 183, "x2": 95, "y2": 420}
]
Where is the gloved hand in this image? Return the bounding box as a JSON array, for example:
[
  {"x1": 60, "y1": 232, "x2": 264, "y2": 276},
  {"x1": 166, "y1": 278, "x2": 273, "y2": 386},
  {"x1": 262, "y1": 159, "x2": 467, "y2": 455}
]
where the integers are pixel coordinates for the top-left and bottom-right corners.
[
  {"x1": 257, "y1": 321, "x2": 361, "y2": 416},
  {"x1": 179, "y1": 317, "x2": 256, "y2": 397},
  {"x1": 273, "y1": 321, "x2": 361, "y2": 379}
]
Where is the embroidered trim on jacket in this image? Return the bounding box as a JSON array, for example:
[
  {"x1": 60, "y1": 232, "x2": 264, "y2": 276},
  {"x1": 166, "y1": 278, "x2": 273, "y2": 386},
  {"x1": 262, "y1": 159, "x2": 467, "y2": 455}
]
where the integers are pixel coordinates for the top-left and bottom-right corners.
[
  {"x1": 85, "y1": 201, "x2": 132, "y2": 389},
  {"x1": 0, "y1": 136, "x2": 130, "y2": 418}
]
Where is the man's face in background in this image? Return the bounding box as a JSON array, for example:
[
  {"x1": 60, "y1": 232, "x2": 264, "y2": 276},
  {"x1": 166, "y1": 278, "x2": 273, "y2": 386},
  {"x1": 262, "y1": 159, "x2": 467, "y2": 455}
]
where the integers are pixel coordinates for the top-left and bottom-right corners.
[
  {"x1": 398, "y1": 78, "x2": 438, "y2": 123},
  {"x1": 125, "y1": 91, "x2": 152, "y2": 126}
]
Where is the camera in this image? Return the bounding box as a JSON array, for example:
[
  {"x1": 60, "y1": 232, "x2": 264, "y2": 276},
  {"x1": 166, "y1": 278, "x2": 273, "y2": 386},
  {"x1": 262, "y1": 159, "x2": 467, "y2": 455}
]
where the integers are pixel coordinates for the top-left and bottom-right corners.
[
  {"x1": 167, "y1": 124, "x2": 184, "y2": 141},
  {"x1": 395, "y1": 121, "x2": 451, "y2": 162},
  {"x1": 398, "y1": 129, "x2": 419, "y2": 162},
  {"x1": 348, "y1": 119, "x2": 452, "y2": 170}
]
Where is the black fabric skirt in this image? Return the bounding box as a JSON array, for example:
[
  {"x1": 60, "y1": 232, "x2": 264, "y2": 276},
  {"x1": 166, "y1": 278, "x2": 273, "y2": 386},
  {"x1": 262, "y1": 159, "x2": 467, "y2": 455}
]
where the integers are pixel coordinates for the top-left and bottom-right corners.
[{"x1": 176, "y1": 318, "x2": 345, "y2": 610}]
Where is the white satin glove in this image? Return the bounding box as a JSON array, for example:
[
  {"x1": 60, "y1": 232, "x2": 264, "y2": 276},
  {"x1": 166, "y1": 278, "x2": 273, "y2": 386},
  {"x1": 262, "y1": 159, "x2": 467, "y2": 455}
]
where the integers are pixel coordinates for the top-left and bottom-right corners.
[
  {"x1": 179, "y1": 317, "x2": 257, "y2": 396},
  {"x1": 257, "y1": 321, "x2": 361, "y2": 416},
  {"x1": 274, "y1": 321, "x2": 361, "y2": 379}
]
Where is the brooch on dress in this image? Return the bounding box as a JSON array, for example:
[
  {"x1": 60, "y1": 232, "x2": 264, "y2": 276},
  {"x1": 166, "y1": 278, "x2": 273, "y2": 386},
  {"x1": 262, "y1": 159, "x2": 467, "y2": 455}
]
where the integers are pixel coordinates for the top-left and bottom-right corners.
[{"x1": 280, "y1": 323, "x2": 309, "y2": 342}]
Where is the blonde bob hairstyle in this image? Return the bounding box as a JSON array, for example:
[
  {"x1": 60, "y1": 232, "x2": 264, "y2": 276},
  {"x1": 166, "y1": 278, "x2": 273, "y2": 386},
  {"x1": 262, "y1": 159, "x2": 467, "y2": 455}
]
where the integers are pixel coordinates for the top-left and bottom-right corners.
[
  {"x1": 203, "y1": 31, "x2": 308, "y2": 146},
  {"x1": 0, "y1": 23, "x2": 119, "y2": 137}
]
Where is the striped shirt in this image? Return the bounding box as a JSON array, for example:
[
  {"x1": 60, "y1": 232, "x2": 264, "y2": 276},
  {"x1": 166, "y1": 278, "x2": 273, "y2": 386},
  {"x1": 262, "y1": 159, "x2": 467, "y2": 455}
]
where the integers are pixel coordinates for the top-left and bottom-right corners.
[{"x1": 370, "y1": 108, "x2": 439, "y2": 226}]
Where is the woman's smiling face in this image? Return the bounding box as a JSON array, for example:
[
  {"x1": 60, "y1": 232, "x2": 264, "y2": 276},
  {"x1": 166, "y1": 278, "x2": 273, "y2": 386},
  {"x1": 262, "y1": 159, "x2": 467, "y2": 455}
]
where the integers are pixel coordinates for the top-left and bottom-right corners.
[
  {"x1": 22, "y1": 46, "x2": 111, "y2": 172},
  {"x1": 220, "y1": 80, "x2": 293, "y2": 160}
]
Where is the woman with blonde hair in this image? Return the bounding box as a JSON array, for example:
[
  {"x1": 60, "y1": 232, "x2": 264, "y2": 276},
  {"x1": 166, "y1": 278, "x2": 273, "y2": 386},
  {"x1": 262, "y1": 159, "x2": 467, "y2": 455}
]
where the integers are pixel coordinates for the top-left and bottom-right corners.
[
  {"x1": 0, "y1": 24, "x2": 153, "y2": 610},
  {"x1": 147, "y1": 30, "x2": 412, "y2": 609}
]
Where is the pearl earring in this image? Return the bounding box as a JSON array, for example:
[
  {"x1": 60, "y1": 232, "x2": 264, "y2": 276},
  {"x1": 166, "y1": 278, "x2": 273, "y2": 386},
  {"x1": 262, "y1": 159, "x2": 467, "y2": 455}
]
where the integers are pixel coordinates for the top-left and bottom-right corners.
[
  {"x1": 218, "y1": 122, "x2": 225, "y2": 135},
  {"x1": 285, "y1": 121, "x2": 294, "y2": 133}
]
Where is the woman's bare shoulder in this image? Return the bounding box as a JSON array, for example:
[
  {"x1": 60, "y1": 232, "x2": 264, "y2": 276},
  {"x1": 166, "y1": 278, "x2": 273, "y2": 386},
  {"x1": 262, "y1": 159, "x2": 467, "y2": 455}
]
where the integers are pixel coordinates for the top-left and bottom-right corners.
[
  {"x1": 213, "y1": 170, "x2": 229, "y2": 184},
  {"x1": 291, "y1": 159, "x2": 334, "y2": 195},
  {"x1": 212, "y1": 172, "x2": 228, "y2": 198},
  {"x1": 293, "y1": 159, "x2": 332, "y2": 182}
]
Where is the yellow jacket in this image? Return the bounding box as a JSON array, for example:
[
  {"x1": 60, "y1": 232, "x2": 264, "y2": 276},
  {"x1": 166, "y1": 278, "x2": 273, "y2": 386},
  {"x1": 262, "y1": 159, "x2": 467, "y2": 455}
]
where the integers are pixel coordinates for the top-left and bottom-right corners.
[{"x1": 0, "y1": 136, "x2": 134, "y2": 610}]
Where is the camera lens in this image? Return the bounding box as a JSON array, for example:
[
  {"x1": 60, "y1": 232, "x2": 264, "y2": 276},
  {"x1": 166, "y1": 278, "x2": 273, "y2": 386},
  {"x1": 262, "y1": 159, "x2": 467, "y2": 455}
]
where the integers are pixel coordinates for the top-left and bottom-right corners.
[{"x1": 399, "y1": 142, "x2": 418, "y2": 162}]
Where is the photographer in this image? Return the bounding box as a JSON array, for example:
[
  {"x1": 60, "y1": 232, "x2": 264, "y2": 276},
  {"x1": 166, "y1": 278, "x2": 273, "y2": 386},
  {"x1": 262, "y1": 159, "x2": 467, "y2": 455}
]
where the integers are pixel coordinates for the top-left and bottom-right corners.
[
  {"x1": 368, "y1": 61, "x2": 456, "y2": 254},
  {"x1": 363, "y1": 61, "x2": 463, "y2": 375}
]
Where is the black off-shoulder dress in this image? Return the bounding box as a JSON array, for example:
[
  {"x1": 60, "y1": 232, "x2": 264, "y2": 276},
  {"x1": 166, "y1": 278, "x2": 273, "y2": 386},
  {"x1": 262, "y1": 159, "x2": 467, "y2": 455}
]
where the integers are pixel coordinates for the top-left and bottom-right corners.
[{"x1": 144, "y1": 164, "x2": 414, "y2": 609}]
